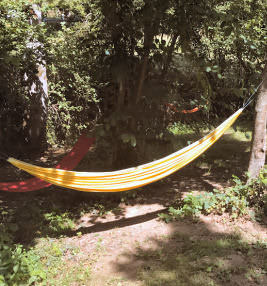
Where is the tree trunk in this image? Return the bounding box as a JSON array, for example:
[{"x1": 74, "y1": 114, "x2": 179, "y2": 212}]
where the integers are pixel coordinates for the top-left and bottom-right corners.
[
  {"x1": 162, "y1": 33, "x2": 179, "y2": 77},
  {"x1": 136, "y1": 55, "x2": 149, "y2": 103},
  {"x1": 24, "y1": 4, "x2": 48, "y2": 152},
  {"x1": 248, "y1": 64, "x2": 267, "y2": 179},
  {"x1": 117, "y1": 78, "x2": 125, "y2": 110},
  {"x1": 136, "y1": 0, "x2": 159, "y2": 103}
]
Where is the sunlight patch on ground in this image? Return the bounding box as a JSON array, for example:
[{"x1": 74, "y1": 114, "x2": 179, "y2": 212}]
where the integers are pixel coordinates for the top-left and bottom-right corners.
[{"x1": 199, "y1": 214, "x2": 267, "y2": 244}]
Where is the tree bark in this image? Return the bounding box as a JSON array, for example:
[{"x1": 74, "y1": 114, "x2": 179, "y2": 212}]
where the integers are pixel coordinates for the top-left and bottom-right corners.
[
  {"x1": 248, "y1": 64, "x2": 267, "y2": 179},
  {"x1": 24, "y1": 4, "x2": 48, "y2": 151},
  {"x1": 136, "y1": 55, "x2": 149, "y2": 103},
  {"x1": 136, "y1": 0, "x2": 160, "y2": 103},
  {"x1": 117, "y1": 78, "x2": 126, "y2": 110},
  {"x1": 162, "y1": 33, "x2": 179, "y2": 77}
]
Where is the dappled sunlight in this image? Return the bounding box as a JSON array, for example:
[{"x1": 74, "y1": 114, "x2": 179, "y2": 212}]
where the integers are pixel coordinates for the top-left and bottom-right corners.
[
  {"x1": 110, "y1": 216, "x2": 266, "y2": 286},
  {"x1": 200, "y1": 214, "x2": 267, "y2": 244}
]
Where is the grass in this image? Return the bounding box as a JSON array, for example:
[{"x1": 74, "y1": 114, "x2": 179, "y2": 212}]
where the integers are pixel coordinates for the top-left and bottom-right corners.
[{"x1": 17, "y1": 238, "x2": 93, "y2": 286}]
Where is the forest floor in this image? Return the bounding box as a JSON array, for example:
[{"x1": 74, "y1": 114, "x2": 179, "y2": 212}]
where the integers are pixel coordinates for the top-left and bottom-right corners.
[{"x1": 0, "y1": 122, "x2": 266, "y2": 286}]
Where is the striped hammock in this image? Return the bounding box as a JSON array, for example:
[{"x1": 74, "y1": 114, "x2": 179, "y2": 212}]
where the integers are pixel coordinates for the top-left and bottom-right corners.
[{"x1": 7, "y1": 108, "x2": 243, "y2": 192}]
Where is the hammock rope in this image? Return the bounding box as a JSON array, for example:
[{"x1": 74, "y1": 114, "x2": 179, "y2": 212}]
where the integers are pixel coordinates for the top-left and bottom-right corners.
[{"x1": 242, "y1": 80, "x2": 263, "y2": 109}]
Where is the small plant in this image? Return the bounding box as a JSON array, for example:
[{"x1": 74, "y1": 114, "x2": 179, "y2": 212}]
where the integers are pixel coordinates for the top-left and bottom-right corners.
[
  {"x1": 120, "y1": 190, "x2": 138, "y2": 204},
  {"x1": 91, "y1": 203, "x2": 108, "y2": 216},
  {"x1": 44, "y1": 212, "x2": 75, "y2": 234}
]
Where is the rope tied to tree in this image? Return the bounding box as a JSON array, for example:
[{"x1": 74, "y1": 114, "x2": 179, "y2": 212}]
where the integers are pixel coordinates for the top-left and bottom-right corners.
[{"x1": 242, "y1": 80, "x2": 264, "y2": 109}]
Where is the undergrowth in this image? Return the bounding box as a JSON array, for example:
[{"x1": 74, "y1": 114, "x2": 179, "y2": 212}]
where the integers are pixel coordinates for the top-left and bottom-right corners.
[
  {"x1": 0, "y1": 209, "x2": 91, "y2": 286},
  {"x1": 159, "y1": 167, "x2": 267, "y2": 223},
  {"x1": 0, "y1": 209, "x2": 46, "y2": 286},
  {"x1": 0, "y1": 195, "x2": 114, "y2": 285}
]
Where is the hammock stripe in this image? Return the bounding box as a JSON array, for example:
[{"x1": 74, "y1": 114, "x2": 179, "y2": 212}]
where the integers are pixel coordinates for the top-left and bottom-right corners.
[{"x1": 7, "y1": 108, "x2": 243, "y2": 192}]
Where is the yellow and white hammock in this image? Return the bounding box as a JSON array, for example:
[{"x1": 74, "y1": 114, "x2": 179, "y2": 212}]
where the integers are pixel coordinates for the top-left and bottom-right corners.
[{"x1": 7, "y1": 108, "x2": 243, "y2": 192}]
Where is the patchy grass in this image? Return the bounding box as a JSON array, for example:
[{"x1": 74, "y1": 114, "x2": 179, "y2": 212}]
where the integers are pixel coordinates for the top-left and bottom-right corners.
[
  {"x1": 131, "y1": 233, "x2": 267, "y2": 286},
  {"x1": 39, "y1": 241, "x2": 91, "y2": 285}
]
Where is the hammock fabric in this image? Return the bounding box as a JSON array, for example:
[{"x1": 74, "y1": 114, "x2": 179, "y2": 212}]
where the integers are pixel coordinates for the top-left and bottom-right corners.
[
  {"x1": 182, "y1": 107, "x2": 200, "y2": 114},
  {"x1": 6, "y1": 108, "x2": 243, "y2": 192},
  {"x1": 165, "y1": 103, "x2": 200, "y2": 114},
  {"x1": 0, "y1": 135, "x2": 94, "y2": 192}
]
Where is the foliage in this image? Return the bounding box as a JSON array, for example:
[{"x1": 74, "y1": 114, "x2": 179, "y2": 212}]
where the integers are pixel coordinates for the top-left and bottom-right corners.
[
  {"x1": 45, "y1": 21, "x2": 100, "y2": 144},
  {"x1": 43, "y1": 211, "x2": 75, "y2": 234},
  {"x1": 0, "y1": 196, "x2": 95, "y2": 286},
  {"x1": 0, "y1": 0, "x2": 42, "y2": 151},
  {"x1": 160, "y1": 167, "x2": 267, "y2": 222},
  {"x1": 0, "y1": 0, "x2": 266, "y2": 160}
]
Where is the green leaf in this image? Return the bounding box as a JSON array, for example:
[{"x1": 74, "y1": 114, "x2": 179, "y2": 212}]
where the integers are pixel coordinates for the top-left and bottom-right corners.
[
  {"x1": 130, "y1": 135, "x2": 136, "y2": 147},
  {"x1": 28, "y1": 276, "x2": 37, "y2": 284},
  {"x1": 240, "y1": 34, "x2": 247, "y2": 43},
  {"x1": 206, "y1": 67, "x2": 211, "y2": 72},
  {"x1": 206, "y1": 266, "x2": 212, "y2": 272},
  {"x1": 13, "y1": 264, "x2": 19, "y2": 273}
]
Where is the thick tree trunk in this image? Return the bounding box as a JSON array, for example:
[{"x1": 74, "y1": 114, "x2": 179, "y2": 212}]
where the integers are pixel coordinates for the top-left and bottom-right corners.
[{"x1": 248, "y1": 64, "x2": 267, "y2": 179}]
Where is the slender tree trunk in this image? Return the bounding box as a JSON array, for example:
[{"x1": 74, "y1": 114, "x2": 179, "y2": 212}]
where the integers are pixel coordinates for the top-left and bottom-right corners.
[
  {"x1": 117, "y1": 78, "x2": 125, "y2": 110},
  {"x1": 24, "y1": 4, "x2": 48, "y2": 151},
  {"x1": 162, "y1": 33, "x2": 179, "y2": 77},
  {"x1": 136, "y1": 55, "x2": 149, "y2": 103},
  {"x1": 248, "y1": 64, "x2": 267, "y2": 178},
  {"x1": 136, "y1": 0, "x2": 158, "y2": 104}
]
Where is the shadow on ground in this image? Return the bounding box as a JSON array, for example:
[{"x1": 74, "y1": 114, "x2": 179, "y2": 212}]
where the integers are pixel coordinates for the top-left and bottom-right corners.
[{"x1": 110, "y1": 218, "x2": 266, "y2": 286}]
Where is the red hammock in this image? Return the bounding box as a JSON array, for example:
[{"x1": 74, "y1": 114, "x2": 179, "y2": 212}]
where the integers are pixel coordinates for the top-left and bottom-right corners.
[
  {"x1": 165, "y1": 103, "x2": 200, "y2": 114},
  {"x1": 0, "y1": 135, "x2": 95, "y2": 192}
]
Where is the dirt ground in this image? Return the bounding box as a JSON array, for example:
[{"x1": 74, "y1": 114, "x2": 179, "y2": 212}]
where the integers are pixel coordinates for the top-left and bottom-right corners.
[{"x1": 67, "y1": 200, "x2": 266, "y2": 285}]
